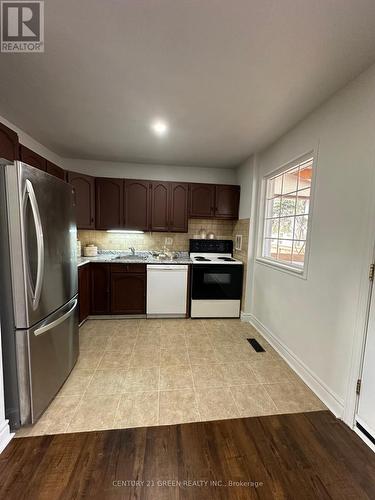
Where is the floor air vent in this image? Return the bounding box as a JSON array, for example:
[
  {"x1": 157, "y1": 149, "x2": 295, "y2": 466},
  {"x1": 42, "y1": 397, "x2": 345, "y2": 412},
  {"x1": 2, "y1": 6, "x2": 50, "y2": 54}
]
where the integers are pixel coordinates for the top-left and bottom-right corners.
[{"x1": 247, "y1": 338, "x2": 265, "y2": 353}]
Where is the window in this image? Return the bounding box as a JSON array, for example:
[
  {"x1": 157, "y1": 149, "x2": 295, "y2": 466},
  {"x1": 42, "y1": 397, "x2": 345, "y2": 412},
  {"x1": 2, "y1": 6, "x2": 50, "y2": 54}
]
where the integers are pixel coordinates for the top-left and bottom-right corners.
[{"x1": 259, "y1": 154, "x2": 313, "y2": 273}]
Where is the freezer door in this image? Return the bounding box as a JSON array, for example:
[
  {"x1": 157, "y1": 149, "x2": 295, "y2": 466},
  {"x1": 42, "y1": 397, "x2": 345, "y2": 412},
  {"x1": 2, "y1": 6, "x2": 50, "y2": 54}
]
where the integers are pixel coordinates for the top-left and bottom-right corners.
[
  {"x1": 16, "y1": 296, "x2": 79, "y2": 424},
  {"x1": 6, "y1": 162, "x2": 78, "y2": 328}
]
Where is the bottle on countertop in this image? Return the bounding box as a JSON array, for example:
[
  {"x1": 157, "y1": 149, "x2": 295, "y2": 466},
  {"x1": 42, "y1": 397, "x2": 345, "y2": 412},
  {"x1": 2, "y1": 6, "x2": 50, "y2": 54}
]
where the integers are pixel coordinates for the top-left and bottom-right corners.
[{"x1": 199, "y1": 227, "x2": 207, "y2": 239}]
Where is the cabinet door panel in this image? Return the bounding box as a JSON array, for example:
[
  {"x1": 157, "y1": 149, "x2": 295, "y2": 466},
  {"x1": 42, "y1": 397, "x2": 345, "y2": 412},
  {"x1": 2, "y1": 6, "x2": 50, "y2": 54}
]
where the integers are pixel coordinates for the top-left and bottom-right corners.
[
  {"x1": 151, "y1": 181, "x2": 169, "y2": 231},
  {"x1": 19, "y1": 145, "x2": 47, "y2": 171},
  {"x1": 215, "y1": 185, "x2": 240, "y2": 219},
  {"x1": 90, "y1": 264, "x2": 110, "y2": 315},
  {"x1": 0, "y1": 122, "x2": 18, "y2": 161},
  {"x1": 124, "y1": 179, "x2": 150, "y2": 231},
  {"x1": 169, "y1": 182, "x2": 188, "y2": 232},
  {"x1": 78, "y1": 264, "x2": 90, "y2": 323},
  {"x1": 110, "y1": 263, "x2": 146, "y2": 274},
  {"x1": 189, "y1": 183, "x2": 215, "y2": 218},
  {"x1": 111, "y1": 273, "x2": 146, "y2": 314},
  {"x1": 68, "y1": 172, "x2": 95, "y2": 229},
  {"x1": 46, "y1": 161, "x2": 65, "y2": 180},
  {"x1": 95, "y1": 178, "x2": 124, "y2": 230}
]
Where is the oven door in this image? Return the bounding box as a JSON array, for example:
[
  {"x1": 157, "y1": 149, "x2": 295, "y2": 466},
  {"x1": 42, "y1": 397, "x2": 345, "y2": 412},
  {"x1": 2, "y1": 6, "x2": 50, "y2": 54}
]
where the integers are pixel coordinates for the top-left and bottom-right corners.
[{"x1": 191, "y1": 264, "x2": 243, "y2": 300}]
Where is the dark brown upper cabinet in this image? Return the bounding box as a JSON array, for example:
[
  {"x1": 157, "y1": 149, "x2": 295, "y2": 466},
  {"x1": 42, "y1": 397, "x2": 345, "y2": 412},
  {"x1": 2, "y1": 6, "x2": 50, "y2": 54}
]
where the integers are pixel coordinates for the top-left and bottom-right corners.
[
  {"x1": 19, "y1": 145, "x2": 47, "y2": 171},
  {"x1": 0, "y1": 122, "x2": 19, "y2": 162},
  {"x1": 215, "y1": 185, "x2": 240, "y2": 219},
  {"x1": 169, "y1": 182, "x2": 189, "y2": 232},
  {"x1": 149, "y1": 181, "x2": 189, "y2": 232},
  {"x1": 90, "y1": 263, "x2": 110, "y2": 315},
  {"x1": 189, "y1": 183, "x2": 216, "y2": 218},
  {"x1": 124, "y1": 179, "x2": 150, "y2": 231},
  {"x1": 68, "y1": 172, "x2": 96, "y2": 229},
  {"x1": 46, "y1": 161, "x2": 65, "y2": 180},
  {"x1": 150, "y1": 181, "x2": 169, "y2": 232},
  {"x1": 71, "y1": 174, "x2": 239, "y2": 232},
  {"x1": 95, "y1": 178, "x2": 124, "y2": 230}
]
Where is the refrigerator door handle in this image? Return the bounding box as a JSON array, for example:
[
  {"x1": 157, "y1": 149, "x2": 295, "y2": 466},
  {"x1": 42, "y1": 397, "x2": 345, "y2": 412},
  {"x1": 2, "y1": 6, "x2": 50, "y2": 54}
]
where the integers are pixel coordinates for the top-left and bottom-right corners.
[
  {"x1": 23, "y1": 179, "x2": 45, "y2": 310},
  {"x1": 34, "y1": 299, "x2": 78, "y2": 336}
]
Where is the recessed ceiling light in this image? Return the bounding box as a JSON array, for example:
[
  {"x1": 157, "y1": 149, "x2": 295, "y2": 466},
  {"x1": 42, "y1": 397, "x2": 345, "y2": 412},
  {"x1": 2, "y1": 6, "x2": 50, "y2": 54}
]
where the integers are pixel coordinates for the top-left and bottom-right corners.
[{"x1": 151, "y1": 119, "x2": 169, "y2": 136}]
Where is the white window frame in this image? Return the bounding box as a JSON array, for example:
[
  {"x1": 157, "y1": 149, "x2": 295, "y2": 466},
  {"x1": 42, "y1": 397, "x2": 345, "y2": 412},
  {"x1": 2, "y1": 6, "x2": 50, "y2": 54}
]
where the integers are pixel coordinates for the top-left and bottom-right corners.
[{"x1": 256, "y1": 150, "x2": 316, "y2": 279}]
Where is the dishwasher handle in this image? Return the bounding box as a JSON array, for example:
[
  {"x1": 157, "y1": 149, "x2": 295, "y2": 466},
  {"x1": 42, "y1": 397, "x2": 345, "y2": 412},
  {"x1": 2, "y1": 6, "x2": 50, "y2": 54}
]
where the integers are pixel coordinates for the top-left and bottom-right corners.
[{"x1": 147, "y1": 265, "x2": 188, "y2": 271}]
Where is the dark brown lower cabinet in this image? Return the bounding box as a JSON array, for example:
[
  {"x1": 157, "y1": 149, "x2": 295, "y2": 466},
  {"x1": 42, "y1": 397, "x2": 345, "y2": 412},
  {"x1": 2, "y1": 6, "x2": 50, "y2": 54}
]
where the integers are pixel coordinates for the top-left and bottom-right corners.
[
  {"x1": 89, "y1": 263, "x2": 146, "y2": 315},
  {"x1": 78, "y1": 264, "x2": 90, "y2": 323},
  {"x1": 90, "y1": 263, "x2": 110, "y2": 315},
  {"x1": 111, "y1": 270, "x2": 146, "y2": 315}
]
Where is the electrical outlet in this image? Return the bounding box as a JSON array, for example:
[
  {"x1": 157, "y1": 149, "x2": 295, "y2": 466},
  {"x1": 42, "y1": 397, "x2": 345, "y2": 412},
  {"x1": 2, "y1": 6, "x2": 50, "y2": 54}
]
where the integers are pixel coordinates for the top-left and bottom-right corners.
[
  {"x1": 235, "y1": 234, "x2": 242, "y2": 251},
  {"x1": 165, "y1": 237, "x2": 173, "y2": 246}
]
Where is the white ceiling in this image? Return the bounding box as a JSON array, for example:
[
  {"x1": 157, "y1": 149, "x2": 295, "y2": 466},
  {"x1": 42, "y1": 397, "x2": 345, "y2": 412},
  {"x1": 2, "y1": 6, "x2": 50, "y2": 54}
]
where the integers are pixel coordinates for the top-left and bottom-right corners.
[{"x1": 1, "y1": 0, "x2": 375, "y2": 168}]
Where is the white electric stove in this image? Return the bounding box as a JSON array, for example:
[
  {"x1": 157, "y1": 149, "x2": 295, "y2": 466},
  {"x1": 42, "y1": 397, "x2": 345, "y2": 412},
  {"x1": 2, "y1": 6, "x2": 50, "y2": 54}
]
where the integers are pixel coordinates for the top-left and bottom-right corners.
[
  {"x1": 189, "y1": 239, "x2": 243, "y2": 318},
  {"x1": 190, "y1": 253, "x2": 243, "y2": 264}
]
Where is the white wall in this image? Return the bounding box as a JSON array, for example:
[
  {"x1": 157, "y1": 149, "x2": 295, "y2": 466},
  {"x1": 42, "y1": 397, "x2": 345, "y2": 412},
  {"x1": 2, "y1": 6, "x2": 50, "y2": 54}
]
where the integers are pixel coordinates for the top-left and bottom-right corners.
[
  {"x1": 63, "y1": 158, "x2": 237, "y2": 184},
  {"x1": 235, "y1": 156, "x2": 256, "y2": 314},
  {"x1": 236, "y1": 156, "x2": 254, "y2": 219},
  {"x1": 246, "y1": 63, "x2": 375, "y2": 419}
]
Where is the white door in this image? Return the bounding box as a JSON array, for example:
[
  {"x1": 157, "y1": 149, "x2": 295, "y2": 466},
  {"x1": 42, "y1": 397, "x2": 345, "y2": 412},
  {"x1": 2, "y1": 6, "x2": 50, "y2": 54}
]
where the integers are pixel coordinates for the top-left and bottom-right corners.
[{"x1": 356, "y1": 278, "x2": 375, "y2": 448}]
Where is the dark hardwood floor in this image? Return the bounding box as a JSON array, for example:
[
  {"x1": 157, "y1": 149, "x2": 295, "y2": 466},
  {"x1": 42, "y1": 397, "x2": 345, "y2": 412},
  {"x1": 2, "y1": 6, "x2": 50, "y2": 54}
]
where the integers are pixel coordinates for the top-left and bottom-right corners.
[{"x1": 1, "y1": 411, "x2": 374, "y2": 499}]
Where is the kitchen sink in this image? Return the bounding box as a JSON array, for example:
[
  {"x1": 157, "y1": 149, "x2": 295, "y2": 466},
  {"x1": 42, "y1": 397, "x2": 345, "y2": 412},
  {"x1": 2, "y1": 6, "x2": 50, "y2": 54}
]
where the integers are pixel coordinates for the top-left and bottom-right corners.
[{"x1": 113, "y1": 255, "x2": 148, "y2": 261}]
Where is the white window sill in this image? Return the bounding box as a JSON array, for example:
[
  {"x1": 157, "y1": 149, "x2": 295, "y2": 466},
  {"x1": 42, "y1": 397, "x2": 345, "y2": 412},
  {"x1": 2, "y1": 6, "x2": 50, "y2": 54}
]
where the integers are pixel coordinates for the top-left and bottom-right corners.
[{"x1": 255, "y1": 257, "x2": 307, "y2": 279}]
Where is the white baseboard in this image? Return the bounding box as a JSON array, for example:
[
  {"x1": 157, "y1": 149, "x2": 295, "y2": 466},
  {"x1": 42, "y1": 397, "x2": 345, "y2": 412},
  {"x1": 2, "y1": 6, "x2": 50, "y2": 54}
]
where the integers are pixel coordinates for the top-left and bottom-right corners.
[
  {"x1": 240, "y1": 312, "x2": 252, "y2": 322},
  {"x1": 0, "y1": 419, "x2": 13, "y2": 454},
  {"x1": 245, "y1": 313, "x2": 345, "y2": 418}
]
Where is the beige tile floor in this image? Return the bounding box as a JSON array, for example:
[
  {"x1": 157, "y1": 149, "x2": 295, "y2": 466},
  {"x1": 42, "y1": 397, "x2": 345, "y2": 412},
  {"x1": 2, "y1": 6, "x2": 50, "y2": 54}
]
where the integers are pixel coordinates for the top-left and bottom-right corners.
[{"x1": 16, "y1": 319, "x2": 325, "y2": 437}]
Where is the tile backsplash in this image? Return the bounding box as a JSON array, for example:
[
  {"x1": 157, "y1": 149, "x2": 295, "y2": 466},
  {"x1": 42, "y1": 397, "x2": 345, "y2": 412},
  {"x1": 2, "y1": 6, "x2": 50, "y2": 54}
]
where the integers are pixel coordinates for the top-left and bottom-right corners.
[
  {"x1": 78, "y1": 219, "x2": 235, "y2": 252},
  {"x1": 233, "y1": 218, "x2": 249, "y2": 262}
]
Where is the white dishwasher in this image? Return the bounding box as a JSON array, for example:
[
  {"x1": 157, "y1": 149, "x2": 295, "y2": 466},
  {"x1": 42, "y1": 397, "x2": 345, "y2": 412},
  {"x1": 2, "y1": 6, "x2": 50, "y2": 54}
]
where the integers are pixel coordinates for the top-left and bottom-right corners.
[{"x1": 147, "y1": 265, "x2": 188, "y2": 317}]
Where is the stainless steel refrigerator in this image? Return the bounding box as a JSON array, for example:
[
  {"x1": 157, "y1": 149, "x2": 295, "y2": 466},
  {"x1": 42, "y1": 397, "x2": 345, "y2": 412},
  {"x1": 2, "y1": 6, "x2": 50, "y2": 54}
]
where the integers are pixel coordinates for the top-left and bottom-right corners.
[{"x1": 0, "y1": 160, "x2": 79, "y2": 429}]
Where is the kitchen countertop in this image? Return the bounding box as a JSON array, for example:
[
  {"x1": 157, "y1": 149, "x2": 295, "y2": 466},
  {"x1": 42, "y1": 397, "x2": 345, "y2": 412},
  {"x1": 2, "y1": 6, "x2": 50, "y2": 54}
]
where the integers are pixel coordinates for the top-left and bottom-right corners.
[{"x1": 77, "y1": 251, "x2": 192, "y2": 267}]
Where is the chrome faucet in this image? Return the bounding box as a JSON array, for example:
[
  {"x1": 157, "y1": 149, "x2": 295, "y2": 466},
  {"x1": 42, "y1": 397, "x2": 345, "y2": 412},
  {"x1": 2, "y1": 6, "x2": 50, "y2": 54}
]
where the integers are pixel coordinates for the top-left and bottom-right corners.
[{"x1": 129, "y1": 247, "x2": 136, "y2": 255}]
